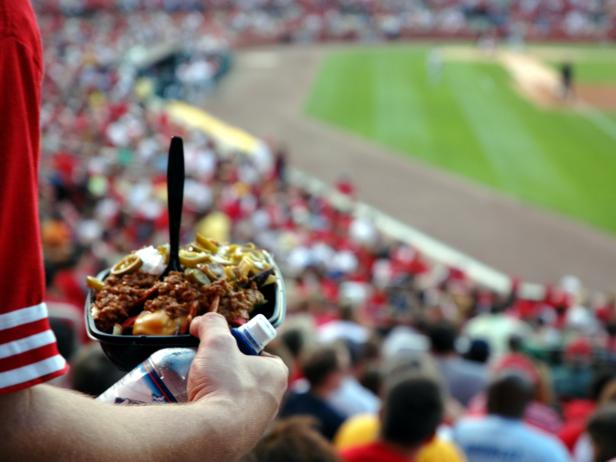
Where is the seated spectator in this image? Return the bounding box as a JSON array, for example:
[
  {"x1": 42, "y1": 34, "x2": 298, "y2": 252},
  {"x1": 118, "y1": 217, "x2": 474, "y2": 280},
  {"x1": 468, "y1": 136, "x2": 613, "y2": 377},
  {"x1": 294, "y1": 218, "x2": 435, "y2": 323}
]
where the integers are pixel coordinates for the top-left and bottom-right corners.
[
  {"x1": 334, "y1": 355, "x2": 464, "y2": 462},
  {"x1": 453, "y1": 372, "x2": 570, "y2": 462},
  {"x1": 467, "y1": 336, "x2": 562, "y2": 435},
  {"x1": 587, "y1": 405, "x2": 616, "y2": 462},
  {"x1": 552, "y1": 338, "x2": 594, "y2": 400},
  {"x1": 428, "y1": 321, "x2": 487, "y2": 406},
  {"x1": 335, "y1": 411, "x2": 464, "y2": 462},
  {"x1": 463, "y1": 304, "x2": 530, "y2": 359},
  {"x1": 358, "y1": 365, "x2": 382, "y2": 397},
  {"x1": 279, "y1": 346, "x2": 346, "y2": 440},
  {"x1": 572, "y1": 374, "x2": 616, "y2": 462},
  {"x1": 340, "y1": 375, "x2": 447, "y2": 462},
  {"x1": 558, "y1": 370, "x2": 616, "y2": 453},
  {"x1": 280, "y1": 327, "x2": 308, "y2": 383},
  {"x1": 462, "y1": 338, "x2": 490, "y2": 364},
  {"x1": 242, "y1": 416, "x2": 340, "y2": 462},
  {"x1": 327, "y1": 339, "x2": 380, "y2": 418}
]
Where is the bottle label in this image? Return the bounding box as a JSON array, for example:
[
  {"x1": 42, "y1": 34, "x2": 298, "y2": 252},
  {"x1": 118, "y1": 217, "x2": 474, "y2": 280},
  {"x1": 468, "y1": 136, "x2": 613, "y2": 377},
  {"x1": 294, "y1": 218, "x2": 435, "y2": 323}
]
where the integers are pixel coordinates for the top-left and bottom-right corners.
[{"x1": 97, "y1": 361, "x2": 177, "y2": 404}]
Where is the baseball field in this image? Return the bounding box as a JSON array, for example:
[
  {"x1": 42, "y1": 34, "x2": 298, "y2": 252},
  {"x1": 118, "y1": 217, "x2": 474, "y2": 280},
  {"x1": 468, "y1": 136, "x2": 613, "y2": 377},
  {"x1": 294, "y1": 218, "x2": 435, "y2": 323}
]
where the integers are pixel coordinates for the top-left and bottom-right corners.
[{"x1": 305, "y1": 44, "x2": 616, "y2": 235}]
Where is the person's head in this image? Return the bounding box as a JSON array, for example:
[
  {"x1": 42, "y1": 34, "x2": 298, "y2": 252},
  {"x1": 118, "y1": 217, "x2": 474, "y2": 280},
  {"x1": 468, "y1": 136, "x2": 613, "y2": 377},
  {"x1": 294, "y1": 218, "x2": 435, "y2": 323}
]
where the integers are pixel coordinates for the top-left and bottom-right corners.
[
  {"x1": 301, "y1": 346, "x2": 344, "y2": 395},
  {"x1": 591, "y1": 370, "x2": 616, "y2": 403},
  {"x1": 264, "y1": 340, "x2": 295, "y2": 381},
  {"x1": 338, "y1": 304, "x2": 355, "y2": 322},
  {"x1": 339, "y1": 335, "x2": 380, "y2": 373},
  {"x1": 280, "y1": 328, "x2": 305, "y2": 360},
  {"x1": 358, "y1": 366, "x2": 382, "y2": 396},
  {"x1": 486, "y1": 372, "x2": 533, "y2": 419},
  {"x1": 587, "y1": 404, "x2": 616, "y2": 462},
  {"x1": 598, "y1": 378, "x2": 616, "y2": 406},
  {"x1": 382, "y1": 351, "x2": 442, "y2": 398},
  {"x1": 69, "y1": 344, "x2": 126, "y2": 397},
  {"x1": 463, "y1": 338, "x2": 490, "y2": 364},
  {"x1": 508, "y1": 335, "x2": 524, "y2": 353},
  {"x1": 428, "y1": 322, "x2": 457, "y2": 355},
  {"x1": 242, "y1": 417, "x2": 340, "y2": 462},
  {"x1": 380, "y1": 376, "x2": 443, "y2": 451}
]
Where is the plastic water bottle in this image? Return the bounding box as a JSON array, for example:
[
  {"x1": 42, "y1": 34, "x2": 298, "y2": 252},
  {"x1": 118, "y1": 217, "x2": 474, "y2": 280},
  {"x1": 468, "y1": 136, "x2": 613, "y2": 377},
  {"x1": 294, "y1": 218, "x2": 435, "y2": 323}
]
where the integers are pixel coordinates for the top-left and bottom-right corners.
[{"x1": 97, "y1": 314, "x2": 277, "y2": 404}]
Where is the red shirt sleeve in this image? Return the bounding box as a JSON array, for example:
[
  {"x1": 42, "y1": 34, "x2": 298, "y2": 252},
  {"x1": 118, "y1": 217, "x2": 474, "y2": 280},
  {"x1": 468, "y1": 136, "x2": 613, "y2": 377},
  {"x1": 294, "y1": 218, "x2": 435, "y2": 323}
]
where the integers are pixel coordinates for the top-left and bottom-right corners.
[{"x1": 0, "y1": 1, "x2": 67, "y2": 394}]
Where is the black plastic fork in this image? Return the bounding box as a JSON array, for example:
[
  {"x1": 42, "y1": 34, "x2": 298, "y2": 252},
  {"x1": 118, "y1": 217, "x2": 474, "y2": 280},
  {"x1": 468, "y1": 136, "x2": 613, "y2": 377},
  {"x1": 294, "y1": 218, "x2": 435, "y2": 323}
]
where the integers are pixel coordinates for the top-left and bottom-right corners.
[{"x1": 160, "y1": 136, "x2": 185, "y2": 279}]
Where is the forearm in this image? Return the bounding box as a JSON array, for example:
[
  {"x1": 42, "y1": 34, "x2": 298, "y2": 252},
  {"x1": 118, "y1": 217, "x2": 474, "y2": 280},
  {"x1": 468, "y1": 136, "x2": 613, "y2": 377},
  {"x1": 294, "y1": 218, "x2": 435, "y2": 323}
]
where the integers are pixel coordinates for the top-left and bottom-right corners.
[{"x1": 2, "y1": 385, "x2": 272, "y2": 462}]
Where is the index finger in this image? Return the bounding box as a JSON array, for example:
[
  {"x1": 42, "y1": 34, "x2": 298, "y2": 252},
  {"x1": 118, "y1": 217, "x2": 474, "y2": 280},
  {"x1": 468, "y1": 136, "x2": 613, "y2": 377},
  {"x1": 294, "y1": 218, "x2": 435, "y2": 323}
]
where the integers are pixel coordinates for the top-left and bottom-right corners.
[{"x1": 190, "y1": 312, "x2": 231, "y2": 342}]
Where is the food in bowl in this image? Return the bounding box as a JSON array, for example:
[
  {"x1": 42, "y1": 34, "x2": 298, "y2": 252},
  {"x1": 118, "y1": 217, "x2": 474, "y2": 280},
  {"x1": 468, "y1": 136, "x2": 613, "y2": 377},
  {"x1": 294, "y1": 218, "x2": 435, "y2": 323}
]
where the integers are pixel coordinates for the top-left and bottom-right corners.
[{"x1": 87, "y1": 234, "x2": 275, "y2": 336}]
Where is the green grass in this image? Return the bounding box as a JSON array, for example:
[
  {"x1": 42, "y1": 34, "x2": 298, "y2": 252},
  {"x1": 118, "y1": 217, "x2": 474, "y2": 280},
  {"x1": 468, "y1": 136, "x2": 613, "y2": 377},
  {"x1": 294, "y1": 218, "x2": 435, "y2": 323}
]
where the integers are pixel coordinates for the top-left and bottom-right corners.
[
  {"x1": 548, "y1": 61, "x2": 616, "y2": 83},
  {"x1": 575, "y1": 62, "x2": 616, "y2": 83},
  {"x1": 305, "y1": 45, "x2": 616, "y2": 234}
]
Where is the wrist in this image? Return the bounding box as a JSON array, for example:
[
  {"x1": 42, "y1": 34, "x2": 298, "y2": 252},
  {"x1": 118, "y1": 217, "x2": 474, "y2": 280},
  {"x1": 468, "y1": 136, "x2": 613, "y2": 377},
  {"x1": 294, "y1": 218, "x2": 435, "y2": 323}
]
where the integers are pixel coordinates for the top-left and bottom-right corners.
[
  {"x1": 196, "y1": 388, "x2": 280, "y2": 423},
  {"x1": 190, "y1": 381, "x2": 282, "y2": 414},
  {"x1": 193, "y1": 391, "x2": 278, "y2": 457}
]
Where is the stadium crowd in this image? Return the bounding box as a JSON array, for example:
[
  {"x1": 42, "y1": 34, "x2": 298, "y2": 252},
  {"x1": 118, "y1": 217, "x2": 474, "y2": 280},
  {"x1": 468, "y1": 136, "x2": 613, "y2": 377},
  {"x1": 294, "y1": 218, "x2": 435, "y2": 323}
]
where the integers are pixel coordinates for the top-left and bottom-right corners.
[
  {"x1": 29, "y1": 3, "x2": 616, "y2": 462},
  {"x1": 33, "y1": 0, "x2": 616, "y2": 42}
]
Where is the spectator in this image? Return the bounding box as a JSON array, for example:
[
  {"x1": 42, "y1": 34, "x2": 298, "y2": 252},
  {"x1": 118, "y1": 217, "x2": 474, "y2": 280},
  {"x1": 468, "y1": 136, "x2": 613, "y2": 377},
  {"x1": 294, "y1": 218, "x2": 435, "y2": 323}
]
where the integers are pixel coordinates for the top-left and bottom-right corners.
[
  {"x1": 428, "y1": 321, "x2": 487, "y2": 406},
  {"x1": 464, "y1": 303, "x2": 530, "y2": 359},
  {"x1": 462, "y1": 338, "x2": 490, "y2": 364},
  {"x1": 587, "y1": 404, "x2": 616, "y2": 462},
  {"x1": 327, "y1": 339, "x2": 381, "y2": 418},
  {"x1": 335, "y1": 411, "x2": 464, "y2": 462},
  {"x1": 453, "y1": 372, "x2": 570, "y2": 462},
  {"x1": 340, "y1": 376, "x2": 445, "y2": 462},
  {"x1": 280, "y1": 327, "x2": 308, "y2": 383},
  {"x1": 493, "y1": 336, "x2": 563, "y2": 434},
  {"x1": 552, "y1": 337, "x2": 595, "y2": 400},
  {"x1": 557, "y1": 370, "x2": 616, "y2": 453},
  {"x1": 334, "y1": 355, "x2": 464, "y2": 462},
  {"x1": 466, "y1": 335, "x2": 563, "y2": 435},
  {"x1": 242, "y1": 416, "x2": 341, "y2": 462},
  {"x1": 279, "y1": 346, "x2": 346, "y2": 440},
  {"x1": 572, "y1": 374, "x2": 616, "y2": 462}
]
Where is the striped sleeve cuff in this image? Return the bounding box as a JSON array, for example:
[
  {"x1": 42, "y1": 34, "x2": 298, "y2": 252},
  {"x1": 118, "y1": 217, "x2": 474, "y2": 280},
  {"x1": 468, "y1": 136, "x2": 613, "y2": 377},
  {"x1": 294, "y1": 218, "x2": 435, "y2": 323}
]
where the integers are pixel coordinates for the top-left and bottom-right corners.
[{"x1": 0, "y1": 302, "x2": 68, "y2": 394}]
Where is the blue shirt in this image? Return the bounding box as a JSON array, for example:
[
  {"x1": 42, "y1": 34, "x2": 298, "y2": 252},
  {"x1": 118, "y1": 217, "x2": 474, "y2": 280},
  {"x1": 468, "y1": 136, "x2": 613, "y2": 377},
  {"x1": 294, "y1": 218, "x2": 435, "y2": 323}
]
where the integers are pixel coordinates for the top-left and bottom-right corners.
[
  {"x1": 453, "y1": 416, "x2": 571, "y2": 462},
  {"x1": 279, "y1": 390, "x2": 346, "y2": 440},
  {"x1": 328, "y1": 377, "x2": 380, "y2": 418}
]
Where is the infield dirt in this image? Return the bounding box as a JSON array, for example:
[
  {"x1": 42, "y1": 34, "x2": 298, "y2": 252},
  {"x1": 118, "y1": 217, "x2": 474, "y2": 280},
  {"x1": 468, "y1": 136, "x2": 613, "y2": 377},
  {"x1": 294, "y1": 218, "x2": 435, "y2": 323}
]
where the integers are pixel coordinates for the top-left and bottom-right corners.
[{"x1": 445, "y1": 46, "x2": 616, "y2": 110}]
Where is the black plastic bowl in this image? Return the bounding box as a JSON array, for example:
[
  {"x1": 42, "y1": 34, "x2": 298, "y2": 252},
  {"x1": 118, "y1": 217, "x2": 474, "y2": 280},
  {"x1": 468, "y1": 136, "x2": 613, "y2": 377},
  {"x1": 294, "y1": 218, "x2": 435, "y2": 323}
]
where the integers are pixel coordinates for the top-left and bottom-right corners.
[{"x1": 85, "y1": 251, "x2": 286, "y2": 371}]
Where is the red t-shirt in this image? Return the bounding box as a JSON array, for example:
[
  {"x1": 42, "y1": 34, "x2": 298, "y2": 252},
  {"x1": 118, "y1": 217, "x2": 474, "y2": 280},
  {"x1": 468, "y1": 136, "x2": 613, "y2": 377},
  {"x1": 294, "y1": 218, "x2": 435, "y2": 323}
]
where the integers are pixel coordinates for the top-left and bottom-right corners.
[
  {"x1": 0, "y1": 0, "x2": 67, "y2": 394},
  {"x1": 341, "y1": 441, "x2": 412, "y2": 462}
]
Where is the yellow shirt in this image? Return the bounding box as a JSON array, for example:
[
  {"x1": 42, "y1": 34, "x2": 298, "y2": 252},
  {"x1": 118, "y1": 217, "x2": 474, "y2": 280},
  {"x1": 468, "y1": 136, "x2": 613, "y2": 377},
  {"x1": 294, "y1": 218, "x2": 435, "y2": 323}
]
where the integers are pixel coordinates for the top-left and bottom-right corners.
[
  {"x1": 195, "y1": 212, "x2": 231, "y2": 243},
  {"x1": 334, "y1": 414, "x2": 465, "y2": 462}
]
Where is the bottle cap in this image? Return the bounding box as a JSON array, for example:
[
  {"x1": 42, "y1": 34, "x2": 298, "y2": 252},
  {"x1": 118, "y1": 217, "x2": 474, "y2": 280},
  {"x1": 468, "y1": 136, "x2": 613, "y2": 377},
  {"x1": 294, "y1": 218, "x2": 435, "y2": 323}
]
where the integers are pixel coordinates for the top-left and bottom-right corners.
[{"x1": 238, "y1": 314, "x2": 277, "y2": 352}]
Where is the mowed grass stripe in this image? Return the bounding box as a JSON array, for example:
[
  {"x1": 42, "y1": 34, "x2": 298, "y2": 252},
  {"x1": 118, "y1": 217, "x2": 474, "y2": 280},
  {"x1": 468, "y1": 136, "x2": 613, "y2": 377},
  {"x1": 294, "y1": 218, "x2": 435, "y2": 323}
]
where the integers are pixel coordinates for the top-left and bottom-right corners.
[
  {"x1": 305, "y1": 45, "x2": 616, "y2": 234},
  {"x1": 373, "y1": 50, "x2": 433, "y2": 152},
  {"x1": 446, "y1": 62, "x2": 571, "y2": 198}
]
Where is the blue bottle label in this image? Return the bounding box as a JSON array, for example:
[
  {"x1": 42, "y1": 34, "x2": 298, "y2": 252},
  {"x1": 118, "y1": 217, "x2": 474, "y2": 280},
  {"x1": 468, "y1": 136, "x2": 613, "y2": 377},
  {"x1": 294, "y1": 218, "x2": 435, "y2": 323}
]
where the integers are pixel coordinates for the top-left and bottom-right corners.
[{"x1": 140, "y1": 361, "x2": 178, "y2": 403}]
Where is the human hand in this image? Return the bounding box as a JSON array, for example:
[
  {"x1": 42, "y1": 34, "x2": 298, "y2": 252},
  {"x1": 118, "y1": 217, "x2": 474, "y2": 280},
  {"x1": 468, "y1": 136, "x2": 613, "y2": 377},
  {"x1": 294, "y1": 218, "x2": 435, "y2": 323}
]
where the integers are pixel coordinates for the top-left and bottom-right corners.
[{"x1": 187, "y1": 313, "x2": 288, "y2": 408}]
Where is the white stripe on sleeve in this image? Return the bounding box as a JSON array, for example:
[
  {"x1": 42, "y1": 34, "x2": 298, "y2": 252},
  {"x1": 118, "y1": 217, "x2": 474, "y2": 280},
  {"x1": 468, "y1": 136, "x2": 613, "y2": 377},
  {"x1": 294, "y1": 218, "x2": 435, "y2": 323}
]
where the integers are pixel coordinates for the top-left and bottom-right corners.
[
  {"x1": 0, "y1": 355, "x2": 66, "y2": 389},
  {"x1": 0, "y1": 303, "x2": 48, "y2": 330},
  {"x1": 0, "y1": 330, "x2": 57, "y2": 359}
]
